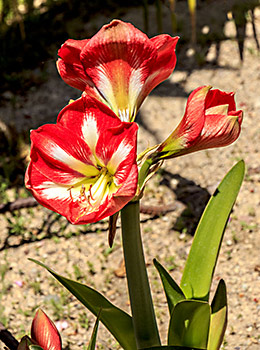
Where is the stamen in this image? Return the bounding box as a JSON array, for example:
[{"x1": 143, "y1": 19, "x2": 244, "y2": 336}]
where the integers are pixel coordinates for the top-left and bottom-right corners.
[
  {"x1": 80, "y1": 185, "x2": 87, "y2": 201},
  {"x1": 88, "y1": 184, "x2": 94, "y2": 201},
  {"x1": 68, "y1": 186, "x2": 74, "y2": 201}
]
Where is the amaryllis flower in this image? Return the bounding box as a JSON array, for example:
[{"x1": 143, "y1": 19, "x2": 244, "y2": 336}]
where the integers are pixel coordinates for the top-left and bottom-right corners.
[
  {"x1": 57, "y1": 19, "x2": 179, "y2": 122},
  {"x1": 154, "y1": 86, "x2": 243, "y2": 160},
  {"x1": 17, "y1": 309, "x2": 61, "y2": 350},
  {"x1": 25, "y1": 95, "x2": 138, "y2": 224}
]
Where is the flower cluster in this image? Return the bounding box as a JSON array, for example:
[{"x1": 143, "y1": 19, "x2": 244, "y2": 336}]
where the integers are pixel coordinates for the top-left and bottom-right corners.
[{"x1": 25, "y1": 19, "x2": 243, "y2": 225}]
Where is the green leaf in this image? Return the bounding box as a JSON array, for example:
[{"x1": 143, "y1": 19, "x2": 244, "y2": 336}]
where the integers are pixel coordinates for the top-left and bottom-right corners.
[
  {"x1": 29, "y1": 259, "x2": 137, "y2": 350},
  {"x1": 208, "y1": 279, "x2": 228, "y2": 350},
  {"x1": 153, "y1": 259, "x2": 185, "y2": 315},
  {"x1": 17, "y1": 336, "x2": 32, "y2": 350},
  {"x1": 168, "y1": 300, "x2": 211, "y2": 349},
  {"x1": 87, "y1": 309, "x2": 101, "y2": 350},
  {"x1": 180, "y1": 160, "x2": 245, "y2": 300},
  {"x1": 29, "y1": 346, "x2": 44, "y2": 350}
]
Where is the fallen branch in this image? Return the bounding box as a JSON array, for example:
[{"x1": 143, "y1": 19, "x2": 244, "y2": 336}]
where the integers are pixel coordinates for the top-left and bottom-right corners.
[{"x1": 0, "y1": 197, "x2": 38, "y2": 213}]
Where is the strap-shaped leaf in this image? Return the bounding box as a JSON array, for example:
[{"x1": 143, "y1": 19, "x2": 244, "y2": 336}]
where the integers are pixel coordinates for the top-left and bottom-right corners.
[
  {"x1": 168, "y1": 300, "x2": 210, "y2": 349},
  {"x1": 153, "y1": 259, "x2": 185, "y2": 315},
  {"x1": 30, "y1": 259, "x2": 137, "y2": 350},
  {"x1": 87, "y1": 309, "x2": 101, "y2": 350},
  {"x1": 180, "y1": 160, "x2": 245, "y2": 300},
  {"x1": 208, "y1": 279, "x2": 228, "y2": 350}
]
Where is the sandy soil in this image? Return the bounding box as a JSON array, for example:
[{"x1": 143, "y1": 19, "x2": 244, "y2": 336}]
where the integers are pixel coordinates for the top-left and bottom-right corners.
[{"x1": 0, "y1": 4, "x2": 259, "y2": 350}]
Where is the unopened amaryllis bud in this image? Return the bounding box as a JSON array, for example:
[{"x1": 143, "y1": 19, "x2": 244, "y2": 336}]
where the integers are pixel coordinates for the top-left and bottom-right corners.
[
  {"x1": 31, "y1": 309, "x2": 62, "y2": 350},
  {"x1": 25, "y1": 95, "x2": 138, "y2": 225},
  {"x1": 155, "y1": 86, "x2": 243, "y2": 160},
  {"x1": 57, "y1": 19, "x2": 179, "y2": 122}
]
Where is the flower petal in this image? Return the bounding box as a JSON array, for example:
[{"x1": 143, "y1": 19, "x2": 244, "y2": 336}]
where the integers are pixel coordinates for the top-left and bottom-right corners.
[
  {"x1": 57, "y1": 39, "x2": 95, "y2": 92},
  {"x1": 189, "y1": 110, "x2": 243, "y2": 152},
  {"x1": 29, "y1": 124, "x2": 96, "y2": 184},
  {"x1": 25, "y1": 162, "x2": 74, "y2": 218},
  {"x1": 137, "y1": 35, "x2": 179, "y2": 109},
  {"x1": 31, "y1": 309, "x2": 62, "y2": 350},
  {"x1": 205, "y1": 89, "x2": 236, "y2": 112},
  {"x1": 157, "y1": 86, "x2": 210, "y2": 157},
  {"x1": 57, "y1": 58, "x2": 93, "y2": 92},
  {"x1": 80, "y1": 20, "x2": 157, "y2": 120},
  {"x1": 58, "y1": 39, "x2": 89, "y2": 65}
]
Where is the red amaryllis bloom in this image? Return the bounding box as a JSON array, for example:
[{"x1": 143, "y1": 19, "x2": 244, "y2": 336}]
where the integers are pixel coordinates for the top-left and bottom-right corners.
[
  {"x1": 25, "y1": 95, "x2": 138, "y2": 224},
  {"x1": 57, "y1": 19, "x2": 179, "y2": 122},
  {"x1": 17, "y1": 309, "x2": 61, "y2": 350},
  {"x1": 155, "y1": 86, "x2": 243, "y2": 159},
  {"x1": 31, "y1": 309, "x2": 62, "y2": 350}
]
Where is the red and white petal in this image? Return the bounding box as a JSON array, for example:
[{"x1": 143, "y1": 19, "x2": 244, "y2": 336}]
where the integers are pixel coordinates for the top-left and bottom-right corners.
[
  {"x1": 137, "y1": 35, "x2": 179, "y2": 110},
  {"x1": 31, "y1": 309, "x2": 62, "y2": 350},
  {"x1": 205, "y1": 89, "x2": 236, "y2": 112},
  {"x1": 25, "y1": 162, "x2": 75, "y2": 219},
  {"x1": 80, "y1": 20, "x2": 157, "y2": 120},
  {"x1": 58, "y1": 95, "x2": 132, "y2": 157},
  {"x1": 96, "y1": 120, "x2": 138, "y2": 179},
  {"x1": 189, "y1": 111, "x2": 243, "y2": 152},
  {"x1": 30, "y1": 124, "x2": 97, "y2": 179}
]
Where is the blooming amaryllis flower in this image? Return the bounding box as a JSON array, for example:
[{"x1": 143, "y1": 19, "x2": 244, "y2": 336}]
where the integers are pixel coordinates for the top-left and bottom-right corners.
[
  {"x1": 57, "y1": 19, "x2": 179, "y2": 122},
  {"x1": 154, "y1": 86, "x2": 243, "y2": 159},
  {"x1": 18, "y1": 309, "x2": 61, "y2": 350},
  {"x1": 25, "y1": 95, "x2": 138, "y2": 224}
]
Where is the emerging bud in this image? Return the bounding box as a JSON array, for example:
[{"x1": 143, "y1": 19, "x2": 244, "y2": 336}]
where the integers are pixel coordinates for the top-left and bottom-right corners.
[
  {"x1": 31, "y1": 309, "x2": 62, "y2": 350},
  {"x1": 17, "y1": 310, "x2": 61, "y2": 350}
]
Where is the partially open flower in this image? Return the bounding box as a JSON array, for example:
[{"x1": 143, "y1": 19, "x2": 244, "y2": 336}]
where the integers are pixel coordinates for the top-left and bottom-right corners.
[
  {"x1": 57, "y1": 19, "x2": 179, "y2": 122},
  {"x1": 155, "y1": 86, "x2": 243, "y2": 160},
  {"x1": 25, "y1": 95, "x2": 138, "y2": 224}
]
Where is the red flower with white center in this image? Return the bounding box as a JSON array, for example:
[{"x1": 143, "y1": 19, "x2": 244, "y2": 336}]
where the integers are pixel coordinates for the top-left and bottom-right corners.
[
  {"x1": 155, "y1": 86, "x2": 243, "y2": 159},
  {"x1": 25, "y1": 95, "x2": 138, "y2": 224},
  {"x1": 57, "y1": 19, "x2": 179, "y2": 122}
]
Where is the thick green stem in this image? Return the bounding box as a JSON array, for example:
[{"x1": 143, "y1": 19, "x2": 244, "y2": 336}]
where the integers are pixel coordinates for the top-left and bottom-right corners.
[{"x1": 121, "y1": 201, "x2": 161, "y2": 349}]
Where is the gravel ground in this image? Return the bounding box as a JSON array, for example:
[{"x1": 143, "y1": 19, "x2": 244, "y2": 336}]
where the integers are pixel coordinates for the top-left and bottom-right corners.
[{"x1": 0, "y1": 4, "x2": 259, "y2": 350}]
